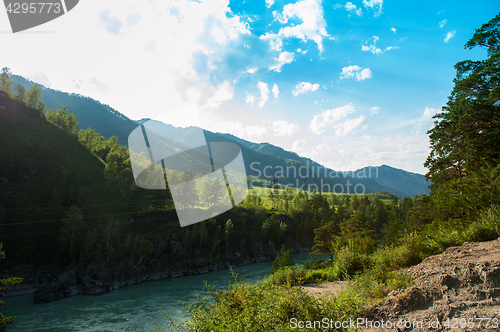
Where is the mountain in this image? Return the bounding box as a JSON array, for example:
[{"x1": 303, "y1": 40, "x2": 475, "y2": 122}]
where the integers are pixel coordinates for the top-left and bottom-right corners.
[
  {"x1": 137, "y1": 119, "x2": 413, "y2": 197},
  {"x1": 12, "y1": 75, "x2": 137, "y2": 146},
  {"x1": 220, "y1": 133, "x2": 429, "y2": 197},
  {"x1": 0, "y1": 91, "x2": 125, "y2": 261},
  {"x1": 10, "y1": 74, "x2": 429, "y2": 197},
  {"x1": 353, "y1": 165, "x2": 431, "y2": 197}
]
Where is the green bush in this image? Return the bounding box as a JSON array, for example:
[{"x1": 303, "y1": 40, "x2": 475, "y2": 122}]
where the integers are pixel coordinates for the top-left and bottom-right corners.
[
  {"x1": 373, "y1": 231, "x2": 427, "y2": 270},
  {"x1": 468, "y1": 206, "x2": 500, "y2": 242},
  {"x1": 350, "y1": 271, "x2": 412, "y2": 302},
  {"x1": 266, "y1": 266, "x2": 308, "y2": 286},
  {"x1": 160, "y1": 279, "x2": 365, "y2": 332},
  {"x1": 333, "y1": 242, "x2": 370, "y2": 279}
]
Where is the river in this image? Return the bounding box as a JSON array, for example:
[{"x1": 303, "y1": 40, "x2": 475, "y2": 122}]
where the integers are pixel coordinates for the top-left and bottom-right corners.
[{"x1": 2, "y1": 252, "x2": 314, "y2": 331}]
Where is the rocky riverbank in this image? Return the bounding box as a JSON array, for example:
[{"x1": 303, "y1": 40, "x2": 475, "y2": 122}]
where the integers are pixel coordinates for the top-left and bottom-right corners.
[
  {"x1": 362, "y1": 238, "x2": 500, "y2": 331},
  {"x1": 1, "y1": 236, "x2": 311, "y2": 303}
]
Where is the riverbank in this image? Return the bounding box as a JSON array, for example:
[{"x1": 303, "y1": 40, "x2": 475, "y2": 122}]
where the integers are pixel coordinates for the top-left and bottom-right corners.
[
  {"x1": 1, "y1": 252, "x2": 315, "y2": 332},
  {"x1": 0, "y1": 241, "x2": 311, "y2": 303}
]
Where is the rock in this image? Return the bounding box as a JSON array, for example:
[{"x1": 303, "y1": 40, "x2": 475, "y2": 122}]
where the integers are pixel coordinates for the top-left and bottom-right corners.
[
  {"x1": 34, "y1": 287, "x2": 65, "y2": 303},
  {"x1": 2, "y1": 235, "x2": 308, "y2": 303},
  {"x1": 363, "y1": 238, "x2": 500, "y2": 332}
]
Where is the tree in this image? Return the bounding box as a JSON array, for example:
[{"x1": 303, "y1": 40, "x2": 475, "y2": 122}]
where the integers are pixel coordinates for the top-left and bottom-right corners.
[
  {"x1": 425, "y1": 14, "x2": 500, "y2": 189},
  {"x1": 424, "y1": 14, "x2": 500, "y2": 219},
  {"x1": 134, "y1": 236, "x2": 153, "y2": 264},
  {"x1": 105, "y1": 145, "x2": 133, "y2": 198},
  {"x1": 0, "y1": 68, "x2": 13, "y2": 97},
  {"x1": 311, "y1": 221, "x2": 339, "y2": 260},
  {"x1": 270, "y1": 244, "x2": 294, "y2": 274},
  {"x1": 78, "y1": 128, "x2": 105, "y2": 155},
  {"x1": 224, "y1": 219, "x2": 234, "y2": 248},
  {"x1": 46, "y1": 106, "x2": 79, "y2": 134},
  {"x1": 60, "y1": 206, "x2": 84, "y2": 260},
  {"x1": 0, "y1": 244, "x2": 23, "y2": 332},
  {"x1": 14, "y1": 84, "x2": 25, "y2": 102},
  {"x1": 25, "y1": 84, "x2": 46, "y2": 112}
]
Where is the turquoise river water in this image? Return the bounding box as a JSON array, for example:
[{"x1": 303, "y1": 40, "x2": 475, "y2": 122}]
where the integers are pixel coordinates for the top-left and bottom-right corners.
[{"x1": 2, "y1": 252, "x2": 314, "y2": 331}]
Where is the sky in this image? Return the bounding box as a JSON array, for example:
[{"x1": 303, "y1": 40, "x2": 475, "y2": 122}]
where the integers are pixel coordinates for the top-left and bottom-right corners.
[{"x1": 1, "y1": 0, "x2": 498, "y2": 174}]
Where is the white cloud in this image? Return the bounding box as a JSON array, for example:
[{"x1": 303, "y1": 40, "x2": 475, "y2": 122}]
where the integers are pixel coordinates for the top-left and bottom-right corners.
[
  {"x1": 309, "y1": 104, "x2": 356, "y2": 135},
  {"x1": 3, "y1": 0, "x2": 261, "y2": 118},
  {"x1": 257, "y1": 82, "x2": 270, "y2": 107},
  {"x1": 260, "y1": 32, "x2": 283, "y2": 51},
  {"x1": 422, "y1": 107, "x2": 438, "y2": 118},
  {"x1": 245, "y1": 93, "x2": 255, "y2": 105},
  {"x1": 205, "y1": 81, "x2": 234, "y2": 109},
  {"x1": 272, "y1": 84, "x2": 280, "y2": 99},
  {"x1": 292, "y1": 139, "x2": 308, "y2": 153},
  {"x1": 273, "y1": 0, "x2": 329, "y2": 52},
  {"x1": 246, "y1": 125, "x2": 268, "y2": 137},
  {"x1": 266, "y1": 0, "x2": 275, "y2": 9},
  {"x1": 293, "y1": 81, "x2": 320, "y2": 96},
  {"x1": 345, "y1": 2, "x2": 362, "y2": 16},
  {"x1": 273, "y1": 120, "x2": 299, "y2": 136},
  {"x1": 297, "y1": 48, "x2": 308, "y2": 54},
  {"x1": 410, "y1": 107, "x2": 439, "y2": 134},
  {"x1": 439, "y1": 19, "x2": 447, "y2": 28},
  {"x1": 269, "y1": 51, "x2": 295, "y2": 72},
  {"x1": 361, "y1": 36, "x2": 394, "y2": 54},
  {"x1": 334, "y1": 116, "x2": 366, "y2": 137},
  {"x1": 370, "y1": 106, "x2": 380, "y2": 115},
  {"x1": 362, "y1": 0, "x2": 383, "y2": 17},
  {"x1": 391, "y1": 27, "x2": 396, "y2": 33},
  {"x1": 444, "y1": 30, "x2": 456, "y2": 43},
  {"x1": 340, "y1": 65, "x2": 373, "y2": 81}
]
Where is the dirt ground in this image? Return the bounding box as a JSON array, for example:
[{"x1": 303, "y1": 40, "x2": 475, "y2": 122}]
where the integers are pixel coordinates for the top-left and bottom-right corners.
[{"x1": 302, "y1": 238, "x2": 500, "y2": 331}]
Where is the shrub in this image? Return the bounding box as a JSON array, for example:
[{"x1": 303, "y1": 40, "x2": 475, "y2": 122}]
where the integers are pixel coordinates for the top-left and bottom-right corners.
[
  {"x1": 160, "y1": 278, "x2": 365, "y2": 332},
  {"x1": 266, "y1": 266, "x2": 307, "y2": 286},
  {"x1": 333, "y1": 241, "x2": 370, "y2": 279}
]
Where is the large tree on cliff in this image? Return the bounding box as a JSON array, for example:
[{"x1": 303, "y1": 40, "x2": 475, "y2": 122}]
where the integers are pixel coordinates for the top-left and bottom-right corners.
[{"x1": 424, "y1": 14, "x2": 500, "y2": 218}]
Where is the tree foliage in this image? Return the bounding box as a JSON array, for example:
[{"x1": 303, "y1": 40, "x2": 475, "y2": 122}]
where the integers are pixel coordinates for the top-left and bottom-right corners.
[
  {"x1": 0, "y1": 68, "x2": 13, "y2": 98},
  {"x1": 425, "y1": 14, "x2": 500, "y2": 187},
  {"x1": 46, "y1": 105, "x2": 79, "y2": 134},
  {"x1": 0, "y1": 244, "x2": 23, "y2": 332},
  {"x1": 25, "y1": 84, "x2": 46, "y2": 112},
  {"x1": 270, "y1": 244, "x2": 294, "y2": 274},
  {"x1": 14, "y1": 84, "x2": 25, "y2": 103},
  {"x1": 425, "y1": 14, "x2": 500, "y2": 219}
]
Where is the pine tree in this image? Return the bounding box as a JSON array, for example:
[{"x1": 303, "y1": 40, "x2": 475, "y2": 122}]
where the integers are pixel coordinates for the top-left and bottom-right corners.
[
  {"x1": 425, "y1": 14, "x2": 500, "y2": 188},
  {"x1": 270, "y1": 244, "x2": 294, "y2": 274},
  {"x1": 0, "y1": 68, "x2": 13, "y2": 97},
  {"x1": 14, "y1": 84, "x2": 25, "y2": 102},
  {"x1": 424, "y1": 14, "x2": 500, "y2": 219}
]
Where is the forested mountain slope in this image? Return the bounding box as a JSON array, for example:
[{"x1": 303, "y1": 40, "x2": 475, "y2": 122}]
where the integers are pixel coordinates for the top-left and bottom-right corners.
[
  {"x1": 354, "y1": 165, "x2": 431, "y2": 197},
  {"x1": 0, "y1": 91, "x2": 125, "y2": 262},
  {"x1": 11, "y1": 75, "x2": 137, "y2": 145}
]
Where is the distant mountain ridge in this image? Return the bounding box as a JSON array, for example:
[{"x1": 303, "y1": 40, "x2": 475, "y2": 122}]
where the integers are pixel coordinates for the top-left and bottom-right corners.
[
  {"x1": 353, "y1": 165, "x2": 431, "y2": 197},
  {"x1": 138, "y1": 119, "x2": 427, "y2": 197},
  {"x1": 219, "y1": 133, "x2": 430, "y2": 196},
  {"x1": 11, "y1": 74, "x2": 429, "y2": 197}
]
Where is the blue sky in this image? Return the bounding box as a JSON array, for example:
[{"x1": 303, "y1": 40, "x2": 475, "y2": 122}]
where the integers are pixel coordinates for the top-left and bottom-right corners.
[{"x1": 1, "y1": 0, "x2": 498, "y2": 174}]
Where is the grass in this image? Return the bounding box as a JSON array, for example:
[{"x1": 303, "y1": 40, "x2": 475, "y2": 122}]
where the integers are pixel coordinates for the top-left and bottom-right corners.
[
  {"x1": 159, "y1": 276, "x2": 365, "y2": 332},
  {"x1": 246, "y1": 185, "x2": 393, "y2": 210}
]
